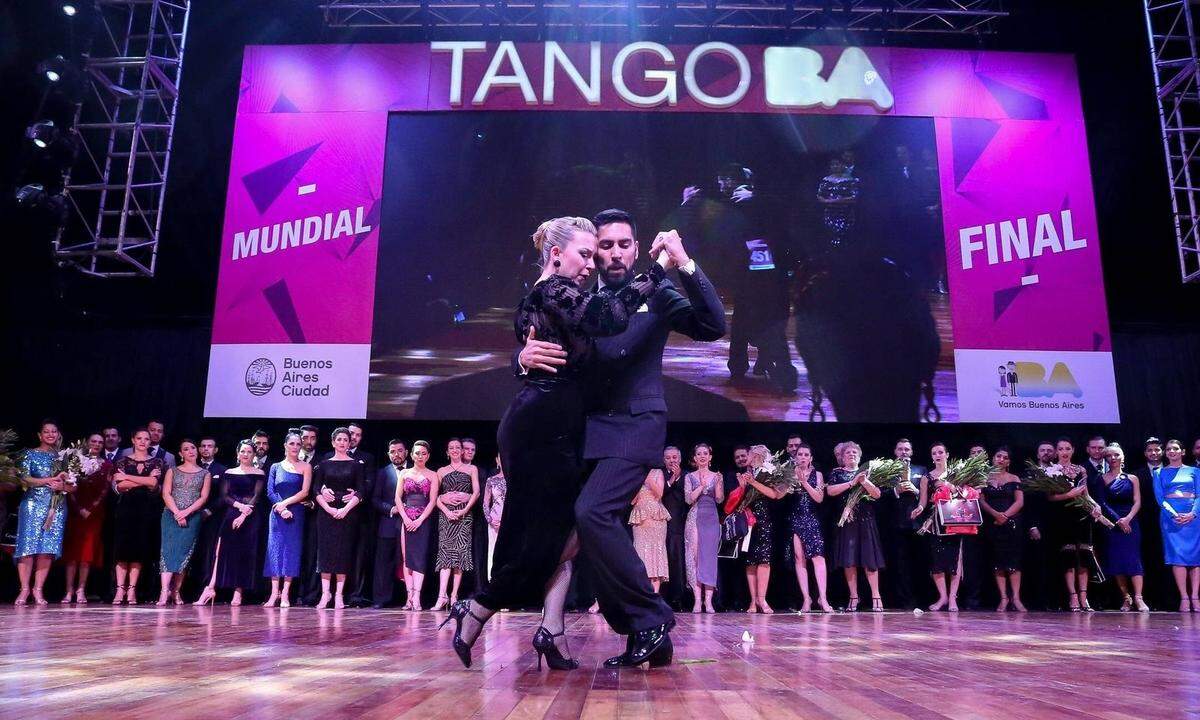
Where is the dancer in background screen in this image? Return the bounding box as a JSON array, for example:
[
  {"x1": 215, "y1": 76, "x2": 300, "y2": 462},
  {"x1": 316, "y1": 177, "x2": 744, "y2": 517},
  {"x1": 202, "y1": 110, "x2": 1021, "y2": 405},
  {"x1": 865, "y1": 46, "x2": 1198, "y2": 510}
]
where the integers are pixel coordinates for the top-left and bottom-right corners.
[
  {"x1": 980, "y1": 447, "x2": 1025, "y2": 612},
  {"x1": 684, "y1": 443, "x2": 722, "y2": 614},
  {"x1": 157, "y1": 440, "x2": 211, "y2": 605},
  {"x1": 262, "y1": 432, "x2": 312, "y2": 608},
  {"x1": 397, "y1": 440, "x2": 439, "y2": 610},
  {"x1": 60, "y1": 432, "x2": 110, "y2": 604},
  {"x1": 826, "y1": 441, "x2": 884, "y2": 612},
  {"x1": 1155, "y1": 439, "x2": 1200, "y2": 611},
  {"x1": 787, "y1": 443, "x2": 833, "y2": 613},
  {"x1": 1099, "y1": 443, "x2": 1147, "y2": 612}
]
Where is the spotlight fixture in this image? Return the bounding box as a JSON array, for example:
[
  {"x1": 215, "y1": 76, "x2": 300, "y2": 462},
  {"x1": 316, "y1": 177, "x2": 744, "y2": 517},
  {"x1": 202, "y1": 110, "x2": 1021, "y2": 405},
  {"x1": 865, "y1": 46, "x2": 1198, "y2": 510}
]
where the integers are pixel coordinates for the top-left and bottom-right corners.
[
  {"x1": 62, "y1": 4, "x2": 77, "y2": 16},
  {"x1": 37, "y1": 55, "x2": 68, "y2": 83},
  {"x1": 26, "y1": 120, "x2": 59, "y2": 149},
  {"x1": 14, "y1": 184, "x2": 69, "y2": 222}
]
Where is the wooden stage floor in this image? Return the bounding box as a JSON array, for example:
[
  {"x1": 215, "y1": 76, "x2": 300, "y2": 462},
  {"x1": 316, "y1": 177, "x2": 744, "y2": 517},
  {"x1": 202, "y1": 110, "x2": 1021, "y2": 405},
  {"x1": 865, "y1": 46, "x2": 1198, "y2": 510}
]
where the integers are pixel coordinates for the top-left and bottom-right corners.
[{"x1": 1, "y1": 607, "x2": 1194, "y2": 719}]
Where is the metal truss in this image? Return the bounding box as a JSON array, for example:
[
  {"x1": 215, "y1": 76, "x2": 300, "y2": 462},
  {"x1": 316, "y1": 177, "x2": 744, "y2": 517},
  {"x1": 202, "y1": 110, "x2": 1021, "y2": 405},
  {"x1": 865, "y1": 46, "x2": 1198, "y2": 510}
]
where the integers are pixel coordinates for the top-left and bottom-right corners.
[
  {"x1": 54, "y1": 0, "x2": 190, "y2": 278},
  {"x1": 320, "y1": 1, "x2": 1006, "y2": 36},
  {"x1": 1146, "y1": 0, "x2": 1200, "y2": 283}
]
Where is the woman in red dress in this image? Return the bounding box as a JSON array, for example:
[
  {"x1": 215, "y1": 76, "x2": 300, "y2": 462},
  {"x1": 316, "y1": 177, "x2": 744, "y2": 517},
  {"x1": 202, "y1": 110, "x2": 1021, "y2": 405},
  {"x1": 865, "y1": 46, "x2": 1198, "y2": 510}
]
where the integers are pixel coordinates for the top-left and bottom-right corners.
[{"x1": 61, "y1": 432, "x2": 111, "y2": 604}]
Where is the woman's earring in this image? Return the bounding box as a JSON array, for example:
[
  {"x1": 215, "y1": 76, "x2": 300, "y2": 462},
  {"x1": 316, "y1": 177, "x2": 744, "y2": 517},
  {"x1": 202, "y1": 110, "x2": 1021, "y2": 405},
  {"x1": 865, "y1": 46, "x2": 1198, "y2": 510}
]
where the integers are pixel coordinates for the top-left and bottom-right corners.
[{"x1": 553, "y1": 259, "x2": 561, "y2": 268}]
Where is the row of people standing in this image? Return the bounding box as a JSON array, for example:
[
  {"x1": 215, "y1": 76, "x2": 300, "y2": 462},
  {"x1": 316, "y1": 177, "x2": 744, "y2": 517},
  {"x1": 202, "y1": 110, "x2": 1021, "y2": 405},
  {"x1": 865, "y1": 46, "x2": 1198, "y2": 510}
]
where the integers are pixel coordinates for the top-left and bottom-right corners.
[
  {"x1": 623, "y1": 434, "x2": 1200, "y2": 613},
  {"x1": 7, "y1": 421, "x2": 509, "y2": 609}
]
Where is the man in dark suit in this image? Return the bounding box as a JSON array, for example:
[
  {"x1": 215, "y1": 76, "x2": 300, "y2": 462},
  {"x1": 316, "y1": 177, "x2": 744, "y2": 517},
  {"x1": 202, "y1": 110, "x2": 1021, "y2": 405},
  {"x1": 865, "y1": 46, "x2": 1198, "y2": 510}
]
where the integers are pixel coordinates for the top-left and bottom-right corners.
[
  {"x1": 1022, "y1": 440, "x2": 1057, "y2": 609},
  {"x1": 120, "y1": 419, "x2": 176, "y2": 467},
  {"x1": 191, "y1": 436, "x2": 227, "y2": 594},
  {"x1": 660, "y1": 446, "x2": 688, "y2": 610},
  {"x1": 345, "y1": 422, "x2": 376, "y2": 606},
  {"x1": 1135, "y1": 437, "x2": 1166, "y2": 608},
  {"x1": 372, "y1": 439, "x2": 407, "y2": 607},
  {"x1": 297, "y1": 425, "x2": 323, "y2": 605},
  {"x1": 101, "y1": 426, "x2": 122, "y2": 463},
  {"x1": 718, "y1": 445, "x2": 752, "y2": 612},
  {"x1": 882, "y1": 438, "x2": 927, "y2": 608},
  {"x1": 520, "y1": 212, "x2": 724, "y2": 667}
]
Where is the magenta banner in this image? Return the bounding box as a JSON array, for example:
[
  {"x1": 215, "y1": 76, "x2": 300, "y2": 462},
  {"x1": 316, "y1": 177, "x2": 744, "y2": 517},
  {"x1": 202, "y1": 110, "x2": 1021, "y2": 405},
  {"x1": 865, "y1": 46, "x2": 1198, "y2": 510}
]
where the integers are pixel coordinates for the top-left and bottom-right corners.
[{"x1": 205, "y1": 41, "x2": 1117, "y2": 424}]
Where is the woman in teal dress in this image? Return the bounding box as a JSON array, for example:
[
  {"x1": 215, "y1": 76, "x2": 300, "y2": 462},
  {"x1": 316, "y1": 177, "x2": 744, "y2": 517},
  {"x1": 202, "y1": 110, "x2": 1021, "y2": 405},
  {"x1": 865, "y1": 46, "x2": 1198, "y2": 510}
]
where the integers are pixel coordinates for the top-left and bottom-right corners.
[
  {"x1": 157, "y1": 440, "x2": 211, "y2": 605},
  {"x1": 14, "y1": 421, "x2": 73, "y2": 605},
  {"x1": 1154, "y1": 439, "x2": 1200, "y2": 611}
]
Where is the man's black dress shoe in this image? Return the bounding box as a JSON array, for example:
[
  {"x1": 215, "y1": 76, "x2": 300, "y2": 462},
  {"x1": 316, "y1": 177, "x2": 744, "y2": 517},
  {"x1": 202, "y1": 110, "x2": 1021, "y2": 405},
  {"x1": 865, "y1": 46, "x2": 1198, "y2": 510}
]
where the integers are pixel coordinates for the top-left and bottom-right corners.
[{"x1": 603, "y1": 624, "x2": 673, "y2": 668}]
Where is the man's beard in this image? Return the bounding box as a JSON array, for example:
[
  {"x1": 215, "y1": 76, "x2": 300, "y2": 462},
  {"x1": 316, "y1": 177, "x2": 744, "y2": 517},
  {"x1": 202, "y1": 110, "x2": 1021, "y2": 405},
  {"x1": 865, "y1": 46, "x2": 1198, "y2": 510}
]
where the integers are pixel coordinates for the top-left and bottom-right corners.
[{"x1": 600, "y1": 263, "x2": 630, "y2": 287}]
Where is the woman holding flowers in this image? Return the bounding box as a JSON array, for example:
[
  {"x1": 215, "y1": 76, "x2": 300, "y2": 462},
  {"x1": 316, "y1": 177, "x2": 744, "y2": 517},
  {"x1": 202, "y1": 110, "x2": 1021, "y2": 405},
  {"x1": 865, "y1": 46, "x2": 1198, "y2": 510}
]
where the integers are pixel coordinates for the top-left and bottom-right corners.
[
  {"x1": 826, "y1": 441, "x2": 884, "y2": 612},
  {"x1": 1048, "y1": 436, "x2": 1102, "y2": 611},
  {"x1": 739, "y1": 445, "x2": 786, "y2": 614},
  {"x1": 60, "y1": 432, "x2": 111, "y2": 604},
  {"x1": 913, "y1": 442, "x2": 966, "y2": 611},
  {"x1": 14, "y1": 420, "x2": 73, "y2": 605}
]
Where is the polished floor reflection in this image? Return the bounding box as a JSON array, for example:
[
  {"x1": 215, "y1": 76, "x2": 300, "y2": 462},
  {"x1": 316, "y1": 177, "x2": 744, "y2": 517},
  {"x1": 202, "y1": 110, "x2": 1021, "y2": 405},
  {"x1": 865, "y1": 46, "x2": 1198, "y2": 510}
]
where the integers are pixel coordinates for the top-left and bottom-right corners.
[{"x1": 0, "y1": 607, "x2": 1192, "y2": 719}]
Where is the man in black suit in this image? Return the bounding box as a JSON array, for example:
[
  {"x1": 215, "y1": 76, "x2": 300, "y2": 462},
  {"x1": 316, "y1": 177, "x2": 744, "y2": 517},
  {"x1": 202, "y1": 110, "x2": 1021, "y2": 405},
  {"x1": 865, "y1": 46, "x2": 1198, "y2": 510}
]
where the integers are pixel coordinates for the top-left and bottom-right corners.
[
  {"x1": 1022, "y1": 440, "x2": 1057, "y2": 609},
  {"x1": 660, "y1": 446, "x2": 688, "y2": 610},
  {"x1": 101, "y1": 426, "x2": 122, "y2": 463},
  {"x1": 297, "y1": 425, "x2": 323, "y2": 605},
  {"x1": 372, "y1": 439, "x2": 407, "y2": 607},
  {"x1": 718, "y1": 445, "x2": 752, "y2": 612},
  {"x1": 520, "y1": 213, "x2": 724, "y2": 667},
  {"x1": 345, "y1": 422, "x2": 376, "y2": 606},
  {"x1": 191, "y1": 436, "x2": 227, "y2": 594},
  {"x1": 1135, "y1": 437, "x2": 1166, "y2": 608},
  {"x1": 882, "y1": 438, "x2": 928, "y2": 608}
]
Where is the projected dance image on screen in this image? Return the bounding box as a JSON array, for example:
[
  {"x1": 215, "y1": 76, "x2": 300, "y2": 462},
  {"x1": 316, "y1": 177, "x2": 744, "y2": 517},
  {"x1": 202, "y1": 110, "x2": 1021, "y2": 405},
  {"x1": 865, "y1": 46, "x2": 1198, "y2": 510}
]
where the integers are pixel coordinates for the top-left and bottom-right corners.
[
  {"x1": 205, "y1": 42, "x2": 1119, "y2": 424},
  {"x1": 369, "y1": 112, "x2": 950, "y2": 423}
]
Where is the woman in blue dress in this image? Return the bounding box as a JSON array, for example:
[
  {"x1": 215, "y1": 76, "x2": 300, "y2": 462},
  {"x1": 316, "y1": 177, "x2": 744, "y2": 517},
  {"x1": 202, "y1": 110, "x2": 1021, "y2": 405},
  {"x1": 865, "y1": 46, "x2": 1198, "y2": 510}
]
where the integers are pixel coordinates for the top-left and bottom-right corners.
[
  {"x1": 157, "y1": 440, "x2": 211, "y2": 605},
  {"x1": 1154, "y1": 439, "x2": 1200, "y2": 612},
  {"x1": 785, "y1": 443, "x2": 833, "y2": 613},
  {"x1": 262, "y1": 431, "x2": 312, "y2": 608},
  {"x1": 14, "y1": 421, "x2": 73, "y2": 605},
  {"x1": 1098, "y1": 443, "x2": 1148, "y2": 612}
]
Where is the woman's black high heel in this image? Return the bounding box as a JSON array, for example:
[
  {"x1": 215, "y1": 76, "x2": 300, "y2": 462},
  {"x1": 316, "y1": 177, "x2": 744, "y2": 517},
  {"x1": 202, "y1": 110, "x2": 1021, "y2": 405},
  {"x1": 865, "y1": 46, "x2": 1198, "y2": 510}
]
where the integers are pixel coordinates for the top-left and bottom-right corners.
[
  {"x1": 439, "y1": 599, "x2": 486, "y2": 668},
  {"x1": 532, "y1": 626, "x2": 579, "y2": 671}
]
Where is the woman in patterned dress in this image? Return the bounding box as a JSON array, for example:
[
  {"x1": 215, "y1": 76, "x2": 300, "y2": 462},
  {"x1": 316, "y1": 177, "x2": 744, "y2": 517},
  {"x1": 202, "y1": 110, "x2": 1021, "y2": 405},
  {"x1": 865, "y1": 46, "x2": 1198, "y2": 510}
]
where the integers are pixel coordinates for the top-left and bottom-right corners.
[
  {"x1": 684, "y1": 443, "x2": 723, "y2": 613},
  {"x1": 157, "y1": 440, "x2": 211, "y2": 605},
  {"x1": 741, "y1": 445, "x2": 787, "y2": 614},
  {"x1": 433, "y1": 438, "x2": 479, "y2": 610},
  {"x1": 397, "y1": 440, "x2": 439, "y2": 610},
  {"x1": 60, "y1": 432, "x2": 110, "y2": 604},
  {"x1": 788, "y1": 443, "x2": 833, "y2": 613},
  {"x1": 14, "y1": 421, "x2": 73, "y2": 605},
  {"x1": 630, "y1": 469, "x2": 671, "y2": 592},
  {"x1": 482, "y1": 457, "x2": 506, "y2": 582}
]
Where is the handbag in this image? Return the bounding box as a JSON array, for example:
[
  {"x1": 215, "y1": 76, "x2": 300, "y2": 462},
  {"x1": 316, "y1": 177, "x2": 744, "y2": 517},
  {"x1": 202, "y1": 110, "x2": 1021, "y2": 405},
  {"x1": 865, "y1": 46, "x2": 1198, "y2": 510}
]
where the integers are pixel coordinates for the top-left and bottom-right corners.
[{"x1": 935, "y1": 497, "x2": 983, "y2": 535}]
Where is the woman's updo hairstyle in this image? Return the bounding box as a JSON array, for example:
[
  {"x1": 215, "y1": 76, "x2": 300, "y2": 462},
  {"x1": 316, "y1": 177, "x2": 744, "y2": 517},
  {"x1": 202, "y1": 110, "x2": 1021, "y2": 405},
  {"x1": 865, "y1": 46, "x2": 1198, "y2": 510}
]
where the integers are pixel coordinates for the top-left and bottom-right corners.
[{"x1": 532, "y1": 216, "x2": 597, "y2": 266}]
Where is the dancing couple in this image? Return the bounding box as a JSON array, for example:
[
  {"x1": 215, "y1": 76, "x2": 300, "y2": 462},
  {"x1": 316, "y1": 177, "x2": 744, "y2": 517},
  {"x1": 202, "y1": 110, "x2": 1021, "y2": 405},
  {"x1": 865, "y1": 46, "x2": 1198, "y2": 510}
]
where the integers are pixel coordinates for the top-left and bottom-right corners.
[{"x1": 441, "y1": 209, "x2": 724, "y2": 670}]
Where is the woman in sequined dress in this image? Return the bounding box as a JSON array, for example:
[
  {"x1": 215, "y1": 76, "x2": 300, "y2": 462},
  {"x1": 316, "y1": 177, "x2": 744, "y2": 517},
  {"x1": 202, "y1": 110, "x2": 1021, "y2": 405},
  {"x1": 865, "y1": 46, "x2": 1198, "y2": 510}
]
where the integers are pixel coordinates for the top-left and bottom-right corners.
[
  {"x1": 157, "y1": 439, "x2": 211, "y2": 605},
  {"x1": 14, "y1": 421, "x2": 73, "y2": 605}
]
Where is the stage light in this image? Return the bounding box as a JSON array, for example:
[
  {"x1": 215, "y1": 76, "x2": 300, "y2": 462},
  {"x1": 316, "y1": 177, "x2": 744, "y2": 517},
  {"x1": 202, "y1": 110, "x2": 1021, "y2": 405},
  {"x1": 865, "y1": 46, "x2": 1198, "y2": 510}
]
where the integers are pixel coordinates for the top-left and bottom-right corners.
[
  {"x1": 26, "y1": 120, "x2": 59, "y2": 149},
  {"x1": 62, "y1": 4, "x2": 77, "y2": 16},
  {"x1": 38, "y1": 55, "x2": 68, "y2": 83},
  {"x1": 14, "y1": 184, "x2": 68, "y2": 223}
]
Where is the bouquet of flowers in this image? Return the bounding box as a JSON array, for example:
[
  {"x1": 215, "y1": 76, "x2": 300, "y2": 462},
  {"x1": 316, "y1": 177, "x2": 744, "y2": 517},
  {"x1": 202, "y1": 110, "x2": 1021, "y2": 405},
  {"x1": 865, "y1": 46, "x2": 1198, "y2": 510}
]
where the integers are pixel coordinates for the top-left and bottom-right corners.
[
  {"x1": 1022, "y1": 461, "x2": 1114, "y2": 528},
  {"x1": 45, "y1": 440, "x2": 98, "y2": 530},
  {"x1": 944, "y1": 454, "x2": 993, "y2": 489},
  {"x1": 838, "y1": 458, "x2": 907, "y2": 526},
  {"x1": 0, "y1": 429, "x2": 22, "y2": 492},
  {"x1": 728, "y1": 449, "x2": 800, "y2": 515}
]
